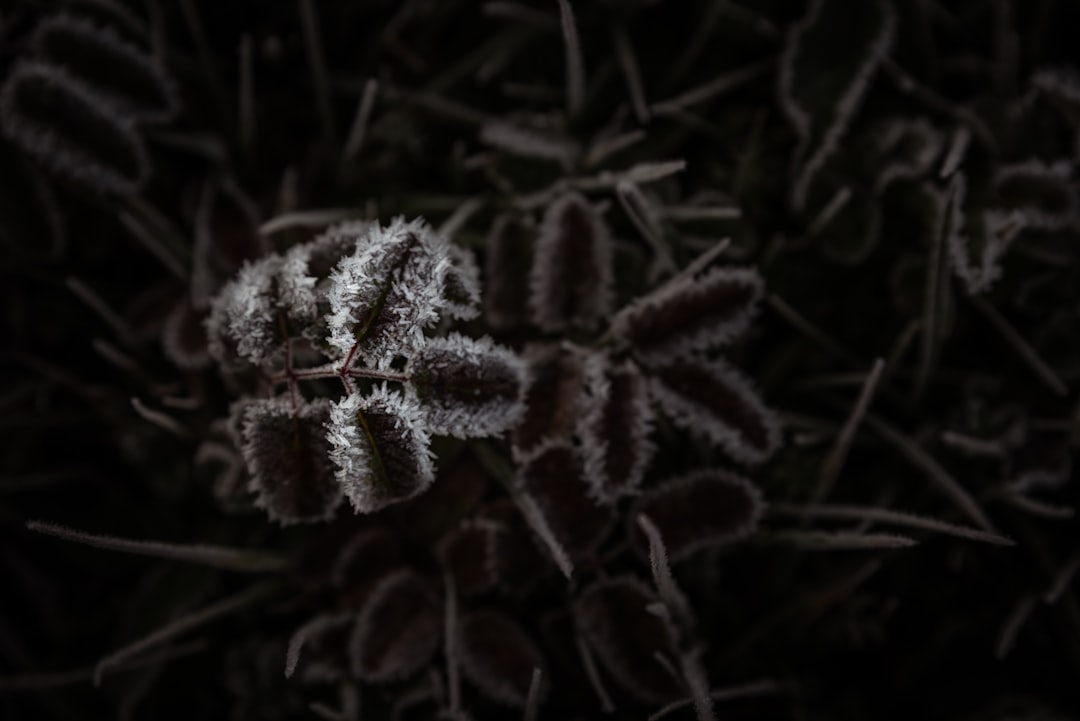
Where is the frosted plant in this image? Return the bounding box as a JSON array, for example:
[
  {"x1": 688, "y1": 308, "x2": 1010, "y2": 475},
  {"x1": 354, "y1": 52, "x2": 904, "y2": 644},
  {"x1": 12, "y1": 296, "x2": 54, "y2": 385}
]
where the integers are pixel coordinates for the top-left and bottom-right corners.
[{"x1": 205, "y1": 217, "x2": 528, "y2": 521}]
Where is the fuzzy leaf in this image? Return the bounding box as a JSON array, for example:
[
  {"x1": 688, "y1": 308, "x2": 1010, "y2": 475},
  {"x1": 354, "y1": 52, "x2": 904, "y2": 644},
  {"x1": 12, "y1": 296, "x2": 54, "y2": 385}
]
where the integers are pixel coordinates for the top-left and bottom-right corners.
[
  {"x1": 574, "y1": 576, "x2": 683, "y2": 704},
  {"x1": 577, "y1": 355, "x2": 655, "y2": 503},
  {"x1": 327, "y1": 386, "x2": 435, "y2": 514},
  {"x1": 32, "y1": 13, "x2": 178, "y2": 122},
  {"x1": 205, "y1": 254, "x2": 285, "y2": 367},
  {"x1": 484, "y1": 212, "x2": 537, "y2": 330},
  {"x1": 529, "y1": 192, "x2": 614, "y2": 333},
  {"x1": 0, "y1": 60, "x2": 149, "y2": 194},
  {"x1": 612, "y1": 266, "x2": 763, "y2": 363},
  {"x1": 349, "y1": 570, "x2": 441, "y2": 682},
  {"x1": 517, "y1": 442, "x2": 615, "y2": 562},
  {"x1": 648, "y1": 357, "x2": 781, "y2": 464},
  {"x1": 326, "y1": 217, "x2": 452, "y2": 367},
  {"x1": 512, "y1": 344, "x2": 587, "y2": 456},
  {"x1": 236, "y1": 397, "x2": 343, "y2": 525},
  {"x1": 779, "y1": 0, "x2": 896, "y2": 210},
  {"x1": 632, "y1": 470, "x2": 764, "y2": 561},
  {"x1": 458, "y1": 609, "x2": 549, "y2": 708},
  {"x1": 407, "y1": 333, "x2": 528, "y2": 438}
]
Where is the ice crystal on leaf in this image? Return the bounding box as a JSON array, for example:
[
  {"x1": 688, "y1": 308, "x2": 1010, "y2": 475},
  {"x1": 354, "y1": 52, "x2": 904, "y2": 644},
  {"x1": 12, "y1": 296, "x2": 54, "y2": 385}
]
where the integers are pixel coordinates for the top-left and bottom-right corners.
[
  {"x1": 407, "y1": 333, "x2": 527, "y2": 438},
  {"x1": 327, "y1": 385, "x2": 435, "y2": 515},
  {"x1": 235, "y1": 398, "x2": 342, "y2": 525},
  {"x1": 648, "y1": 356, "x2": 781, "y2": 465},
  {"x1": 529, "y1": 192, "x2": 614, "y2": 333},
  {"x1": 326, "y1": 216, "x2": 452, "y2": 367},
  {"x1": 205, "y1": 255, "x2": 285, "y2": 367},
  {"x1": 612, "y1": 266, "x2": 764, "y2": 363},
  {"x1": 577, "y1": 354, "x2": 655, "y2": 504}
]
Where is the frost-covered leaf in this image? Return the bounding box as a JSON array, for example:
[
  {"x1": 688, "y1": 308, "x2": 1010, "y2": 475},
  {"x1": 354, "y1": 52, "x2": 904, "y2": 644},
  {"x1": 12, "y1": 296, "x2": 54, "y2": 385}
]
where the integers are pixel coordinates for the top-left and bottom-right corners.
[
  {"x1": 349, "y1": 570, "x2": 441, "y2": 682},
  {"x1": 458, "y1": 609, "x2": 549, "y2": 708},
  {"x1": 326, "y1": 217, "x2": 453, "y2": 367},
  {"x1": 577, "y1": 355, "x2": 655, "y2": 503},
  {"x1": 443, "y1": 242, "x2": 482, "y2": 320},
  {"x1": 529, "y1": 192, "x2": 614, "y2": 333},
  {"x1": 484, "y1": 212, "x2": 537, "y2": 330},
  {"x1": 612, "y1": 266, "x2": 763, "y2": 363},
  {"x1": 407, "y1": 333, "x2": 527, "y2": 438},
  {"x1": 946, "y1": 173, "x2": 1026, "y2": 295},
  {"x1": 648, "y1": 357, "x2": 781, "y2": 464},
  {"x1": 278, "y1": 220, "x2": 370, "y2": 347},
  {"x1": 327, "y1": 385, "x2": 435, "y2": 514},
  {"x1": 516, "y1": 442, "x2": 615, "y2": 562},
  {"x1": 235, "y1": 397, "x2": 343, "y2": 525},
  {"x1": 632, "y1": 470, "x2": 764, "y2": 561},
  {"x1": 512, "y1": 344, "x2": 587, "y2": 456},
  {"x1": 573, "y1": 576, "x2": 683, "y2": 704},
  {"x1": 994, "y1": 159, "x2": 1076, "y2": 230},
  {"x1": 205, "y1": 254, "x2": 285, "y2": 367},
  {"x1": 779, "y1": 0, "x2": 896, "y2": 210},
  {"x1": 0, "y1": 60, "x2": 149, "y2": 194},
  {"x1": 32, "y1": 13, "x2": 178, "y2": 122}
]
